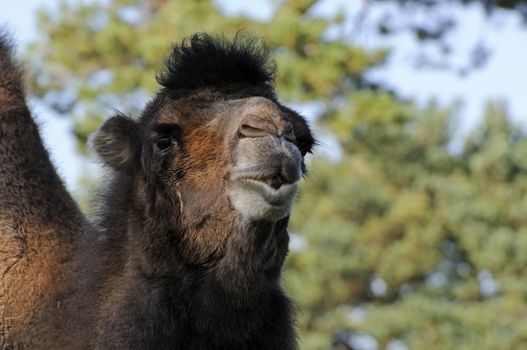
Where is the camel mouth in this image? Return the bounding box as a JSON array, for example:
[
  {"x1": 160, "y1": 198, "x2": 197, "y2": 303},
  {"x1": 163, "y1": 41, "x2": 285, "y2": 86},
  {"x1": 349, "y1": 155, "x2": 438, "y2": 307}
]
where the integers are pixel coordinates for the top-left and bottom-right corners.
[
  {"x1": 236, "y1": 177, "x2": 297, "y2": 204},
  {"x1": 231, "y1": 163, "x2": 301, "y2": 188},
  {"x1": 228, "y1": 173, "x2": 299, "y2": 221},
  {"x1": 229, "y1": 143, "x2": 302, "y2": 220},
  {"x1": 236, "y1": 174, "x2": 294, "y2": 190}
]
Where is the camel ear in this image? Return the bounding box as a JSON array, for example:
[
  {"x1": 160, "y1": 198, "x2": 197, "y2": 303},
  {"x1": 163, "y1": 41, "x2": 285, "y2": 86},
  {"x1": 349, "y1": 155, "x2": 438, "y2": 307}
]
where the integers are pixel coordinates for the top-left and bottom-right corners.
[{"x1": 90, "y1": 113, "x2": 140, "y2": 171}]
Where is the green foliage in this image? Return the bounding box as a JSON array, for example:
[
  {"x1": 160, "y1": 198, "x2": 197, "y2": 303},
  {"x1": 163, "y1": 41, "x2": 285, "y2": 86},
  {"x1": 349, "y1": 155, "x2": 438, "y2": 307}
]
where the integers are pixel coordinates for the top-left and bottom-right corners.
[
  {"x1": 288, "y1": 100, "x2": 527, "y2": 350},
  {"x1": 26, "y1": 1, "x2": 527, "y2": 349}
]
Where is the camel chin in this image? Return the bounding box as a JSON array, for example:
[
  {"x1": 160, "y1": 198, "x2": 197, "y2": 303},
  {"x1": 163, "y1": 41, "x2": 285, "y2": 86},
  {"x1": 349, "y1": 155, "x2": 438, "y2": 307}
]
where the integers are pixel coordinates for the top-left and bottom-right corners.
[{"x1": 229, "y1": 178, "x2": 298, "y2": 221}]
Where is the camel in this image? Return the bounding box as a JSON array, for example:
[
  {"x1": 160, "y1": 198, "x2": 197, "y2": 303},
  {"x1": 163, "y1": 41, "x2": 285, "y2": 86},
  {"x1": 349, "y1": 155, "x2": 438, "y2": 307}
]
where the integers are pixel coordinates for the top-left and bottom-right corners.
[{"x1": 0, "y1": 32, "x2": 314, "y2": 349}]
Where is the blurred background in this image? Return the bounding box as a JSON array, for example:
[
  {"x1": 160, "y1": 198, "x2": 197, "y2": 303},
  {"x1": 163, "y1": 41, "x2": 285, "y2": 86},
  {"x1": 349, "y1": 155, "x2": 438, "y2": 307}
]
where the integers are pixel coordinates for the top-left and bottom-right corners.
[{"x1": 2, "y1": 0, "x2": 527, "y2": 349}]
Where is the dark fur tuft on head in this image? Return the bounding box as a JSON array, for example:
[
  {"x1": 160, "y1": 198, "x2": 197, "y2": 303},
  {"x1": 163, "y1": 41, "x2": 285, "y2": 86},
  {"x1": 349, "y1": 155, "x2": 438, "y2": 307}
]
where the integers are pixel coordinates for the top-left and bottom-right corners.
[{"x1": 157, "y1": 33, "x2": 276, "y2": 94}]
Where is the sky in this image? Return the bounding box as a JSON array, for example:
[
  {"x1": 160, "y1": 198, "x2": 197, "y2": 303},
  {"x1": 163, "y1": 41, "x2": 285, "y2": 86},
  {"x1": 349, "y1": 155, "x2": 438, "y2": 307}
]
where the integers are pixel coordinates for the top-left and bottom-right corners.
[{"x1": 1, "y1": 0, "x2": 526, "y2": 193}]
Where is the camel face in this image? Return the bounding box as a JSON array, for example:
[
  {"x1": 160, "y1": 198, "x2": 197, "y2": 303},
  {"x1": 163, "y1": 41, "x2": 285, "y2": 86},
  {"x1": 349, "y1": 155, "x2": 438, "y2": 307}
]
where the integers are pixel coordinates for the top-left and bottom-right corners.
[
  {"x1": 90, "y1": 34, "x2": 315, "y2": 271},
  {"x1": 91, "y1": 93, "x2": 312, "y2": 269},
  {"x1": 140, "y1": 95, "x2": 307, "y2": 223}
]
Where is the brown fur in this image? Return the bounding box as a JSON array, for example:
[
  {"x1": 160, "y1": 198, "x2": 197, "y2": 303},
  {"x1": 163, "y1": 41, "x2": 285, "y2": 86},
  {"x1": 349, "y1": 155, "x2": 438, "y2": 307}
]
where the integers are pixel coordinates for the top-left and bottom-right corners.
[
  {"x1": 0, "y1": 31, "x2": 90, "y2": 349},
  {"x1": 0, "y1": 33, "x2": 315, "y2": 349}
]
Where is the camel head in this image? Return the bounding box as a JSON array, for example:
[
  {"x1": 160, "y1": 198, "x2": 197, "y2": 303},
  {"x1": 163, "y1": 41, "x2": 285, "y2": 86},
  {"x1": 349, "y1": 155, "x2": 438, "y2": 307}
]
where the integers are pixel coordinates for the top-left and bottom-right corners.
[{"x1": 90, "y1": 34, "x2": 314, "y2": 273}]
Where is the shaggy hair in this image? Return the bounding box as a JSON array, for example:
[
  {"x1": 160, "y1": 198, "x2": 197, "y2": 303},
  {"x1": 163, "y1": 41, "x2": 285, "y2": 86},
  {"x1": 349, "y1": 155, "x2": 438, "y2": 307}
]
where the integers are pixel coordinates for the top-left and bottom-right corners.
[{"x1": 158, "y1": 33, "x2": 276, "y2": 94}]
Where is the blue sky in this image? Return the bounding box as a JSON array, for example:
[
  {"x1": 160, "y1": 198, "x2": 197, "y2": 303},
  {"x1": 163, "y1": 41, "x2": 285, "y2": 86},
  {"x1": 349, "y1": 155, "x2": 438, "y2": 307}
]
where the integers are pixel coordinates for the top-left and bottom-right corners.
[{"x1": 1, "y1": 0, "x2": 526, "y2": 192}]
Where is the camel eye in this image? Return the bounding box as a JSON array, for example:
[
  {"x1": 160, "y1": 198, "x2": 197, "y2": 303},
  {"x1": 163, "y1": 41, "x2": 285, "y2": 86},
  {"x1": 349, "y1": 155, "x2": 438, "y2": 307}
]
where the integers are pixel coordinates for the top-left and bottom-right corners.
[{"x1": 154, "y1": 137, "x2": 173, "y2": 153}]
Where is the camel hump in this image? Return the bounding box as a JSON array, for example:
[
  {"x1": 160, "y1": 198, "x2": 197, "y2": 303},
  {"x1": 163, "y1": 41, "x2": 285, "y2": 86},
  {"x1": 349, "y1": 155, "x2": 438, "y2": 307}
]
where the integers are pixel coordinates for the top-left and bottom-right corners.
[
  {"x1": 0, "y1": 29, "x2": 26, "y2": 106},
  {"x1": 0, "y1": 28, "x2": 89, "y2": 348},
  {"x1": 0, "y1": 28, "x2": 86, "y2": 240}
]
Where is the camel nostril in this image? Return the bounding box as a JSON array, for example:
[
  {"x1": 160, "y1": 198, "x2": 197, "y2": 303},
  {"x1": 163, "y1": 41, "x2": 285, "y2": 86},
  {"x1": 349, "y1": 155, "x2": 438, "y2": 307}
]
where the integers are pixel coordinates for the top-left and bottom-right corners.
[{"x1": 281, "y1": 158, "x2": 301, "y2": 183}]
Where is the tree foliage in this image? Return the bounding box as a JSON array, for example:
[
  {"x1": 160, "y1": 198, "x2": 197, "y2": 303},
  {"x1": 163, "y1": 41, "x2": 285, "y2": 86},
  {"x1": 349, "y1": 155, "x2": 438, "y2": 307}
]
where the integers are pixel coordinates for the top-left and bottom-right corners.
[
  {"x1": 25, "y1": 0, "x2": 527, "y2": 349},
  {"x1": 289, "y1": 99, "x2": 527, "y2": 350}
]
